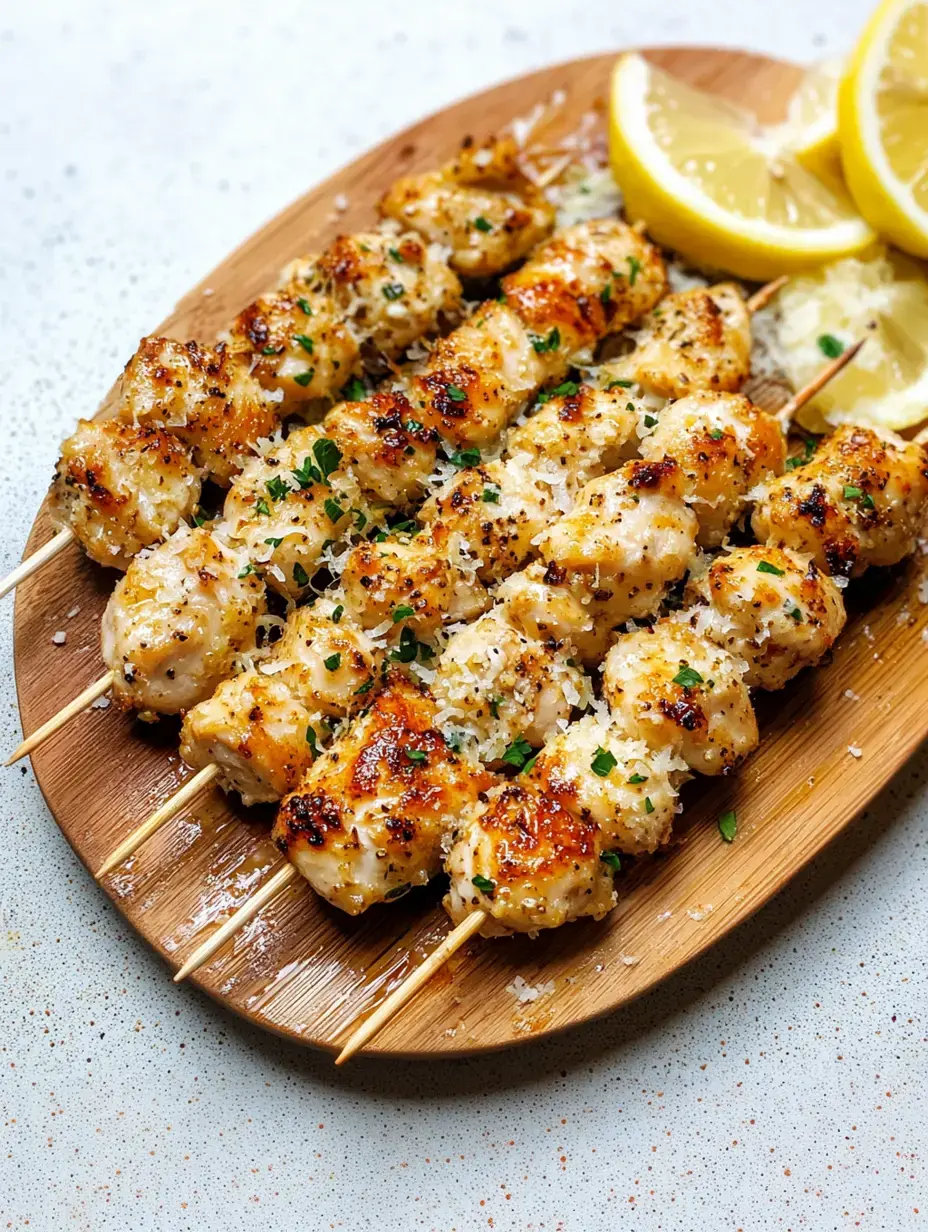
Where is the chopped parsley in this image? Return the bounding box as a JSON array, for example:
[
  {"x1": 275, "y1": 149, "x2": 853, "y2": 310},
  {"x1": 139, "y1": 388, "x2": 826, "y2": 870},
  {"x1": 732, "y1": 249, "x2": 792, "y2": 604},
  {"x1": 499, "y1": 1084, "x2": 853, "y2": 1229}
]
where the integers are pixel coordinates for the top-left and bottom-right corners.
[
  {"x1": 708, "y1": 428, "x2": 724, "y2": 440},
  {"x1": 237, "y1": 563, "x2": 256, "y2": 578},
  {"x1": 305, "y1": 725, "x2": 319, "y2": 755},
  {"x1": 786, "y1": 436, "x2": 818, "y2": 471},
  {"x1": 382, "y1": 282, "x2": 405, "y2": 301},
  {"x1": 672, "y1": 665, "x2": 704, "y2": 688},
  {"x1": 254, "y1": 497, "x2": 272, "y2": 516},
  {"x1": 531, "y1": 326, "x2": 561, "y2": 354},
  {"x1": 843, "y1": 484, "x2": 863, "y2": 500},
  {"x1": 627, "y1": 255, "x2": 641, "y2": 286},
  {"x1": 323, "y1": 653, "x2": 341, "y2": 672},
  {"x1": 392, "y1": 605, "x2": 415, "y2": 623},
  {"x1": 600, "y1": 283, "x2": 612, "y2": 305},
  {"x1": 292, "y1": 368, "x2": 315, "y2": 387},
  {"x1": 718, "y1": 808, "x2": 738, "y2": 842},
  {"x1": 293, "y1": 333, "x2": 314, "y2": 354},
  {"x1": 331, "y1": 604, "x2": 344, "y2": 624},
  {"x1": 551, "y1": 381, "x2": 579, "y2": 397},
  {"x1": 263, "y1": 536, "x2": 283, "y2": 548},
  {"x1": 488, "y1": 696, "x2": 502, "y2": 720},
  {"x1": 261, "y1": 344, "x2": 282, "y2": 356},
  {"x1": 482, "y1": 485, "x2": 501, "y2": 504},
  {"x1": 448, "y1": 446, "x2": 481, "y2": 469},
  {"x1": 292, "y1": 562, "x2": 309, "y2": 587},
  {"x1": 266, "y1": 476, "x2": 291, "y2": 502},
  {"x1": 404, "y1": 418, "x2": 424, "y2": 434},
  {"x1": 324, "y1": 497, "x2": 344, "y2": 523},
  {"x1": 606, "y1": 379, "x2": 634, "y2": 390},
  {"x1": 817, "y1": 334, "x2": 844, "y2": 359},
  {"x1": 291, "y1": 438, "x2": 343, "y2": 489},
  {"x1": 353, "y1": 678, "x2": 373, "y2": 695},
  {"x1": 473, "y1": 215, "x2": 492, "y2": 232},
  {"x1": 788, "y1": 606, "x2": 803, "y2": 622},
  {"x1": 501, "y1": 736, "x2": 534, "y2": 770},
  {"x1": 628, "y1": 772, "x2": 648, "y2": 785},
  {"x1": 643, "y1": 414, "x2": 658, "y2": 429},
  {"x1": 341, "y1": 376, "x2": 367, "y2": 401},
  {"x1": 192, "y1": 509, "x2": 208, "y2": 527},
  {"x1": 600, "y1": 851, "x2": 622, "y2": 871},
  {"x1": 297, "y1": 296, "x2": 313, "y2": 315},
  {"x1": 591, "y1": 747, "x2": 617, "y2": 778},
  {"x1": 445, "y1": 384, "x2": 468, "y2": 402},
  {"x1": 404, "y1": 747, "x2": 427, "y2": 764},
  {"x1": 644, "y1": 797, "x2": 655, "y2": 814},
  {"x1": 388, "y1": 246, "x2": 404, "y2": 263},
  {"x1": 472, "y1": 874, "x2": 496, "y2": 895},
  {"x1": 757, "y1": 560, "x2": 785, "y2": 577}
]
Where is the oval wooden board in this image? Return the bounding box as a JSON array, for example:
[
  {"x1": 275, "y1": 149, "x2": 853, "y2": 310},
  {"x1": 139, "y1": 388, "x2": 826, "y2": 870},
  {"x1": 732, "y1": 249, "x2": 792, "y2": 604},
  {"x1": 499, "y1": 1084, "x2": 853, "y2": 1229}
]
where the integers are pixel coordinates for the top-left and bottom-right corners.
[{"x1": 14, "y1": 47, "x2": 928, "y2": 1059}]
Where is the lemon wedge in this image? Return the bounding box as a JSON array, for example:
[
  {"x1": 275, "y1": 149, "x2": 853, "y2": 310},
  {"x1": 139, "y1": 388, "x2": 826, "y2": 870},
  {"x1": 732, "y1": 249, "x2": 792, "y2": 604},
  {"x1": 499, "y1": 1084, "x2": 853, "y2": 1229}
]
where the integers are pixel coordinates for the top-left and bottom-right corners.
[
  {"x1": 609, "y1": 53, "x2": 876, "y2": 280},
  {"x1": 775, "y1": 246, "x2": 928, "y2": 432},
  {"x1": 776, "y1": 59, "x2": 844, "y2": 188},
  {"x1": 839, "y1": 0, "x2": 928, "y2": 258}
]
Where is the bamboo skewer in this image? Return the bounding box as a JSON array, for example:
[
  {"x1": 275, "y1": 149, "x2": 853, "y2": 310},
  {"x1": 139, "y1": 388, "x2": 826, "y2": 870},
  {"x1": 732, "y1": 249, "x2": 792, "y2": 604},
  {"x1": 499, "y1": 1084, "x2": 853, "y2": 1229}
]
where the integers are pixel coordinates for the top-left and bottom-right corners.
[
  {"x1": 775, "y1": 339, "x2": 864, "y2": 430},
  {"x1": 0, "y1": 528, "x2": 74, "y2": 602},
  {"x1": 95, "y1": 763, "x2": 221, "y2": 877},
  {"x1": 6, "y1": 670, "x2": 114, "y2": 766},
  {"x1": 744, "y1": 275, "x2": 788, "y2": 314},
  {"x1": 172, "y1": 863, "x2": 299, "y2": 982},
  {"x1": 335, "y1": 911, "x2": 487, "y2": 1064},
  {"x1": 162, "y1": 338, "x2": 865, "y2": 1001}
]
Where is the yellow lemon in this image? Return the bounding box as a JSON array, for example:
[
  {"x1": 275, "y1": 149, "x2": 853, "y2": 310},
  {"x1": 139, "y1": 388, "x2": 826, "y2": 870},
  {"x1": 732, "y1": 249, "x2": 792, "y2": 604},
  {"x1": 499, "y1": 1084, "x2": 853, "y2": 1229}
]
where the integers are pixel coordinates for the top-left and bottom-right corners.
[
  {"x1": 775, "y1": 246, "x2": 928, "y2": 432},
  {"x1": 839, "y1": 0, "x2": 928, "y2": 258},
  {"x1": 609, "y1": 53, "x2": 876, "y2": 280},
  {"x1": 776, "y1": 59, "x2": 844, "y2": 188}
]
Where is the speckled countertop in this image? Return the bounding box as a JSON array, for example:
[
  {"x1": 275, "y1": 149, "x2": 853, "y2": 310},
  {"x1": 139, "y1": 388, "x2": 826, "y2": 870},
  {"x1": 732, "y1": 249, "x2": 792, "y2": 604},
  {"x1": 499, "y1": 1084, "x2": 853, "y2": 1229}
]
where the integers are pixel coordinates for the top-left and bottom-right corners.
[{"x1": 2, "y1": 1, "x2": 925, "y2": 1228}]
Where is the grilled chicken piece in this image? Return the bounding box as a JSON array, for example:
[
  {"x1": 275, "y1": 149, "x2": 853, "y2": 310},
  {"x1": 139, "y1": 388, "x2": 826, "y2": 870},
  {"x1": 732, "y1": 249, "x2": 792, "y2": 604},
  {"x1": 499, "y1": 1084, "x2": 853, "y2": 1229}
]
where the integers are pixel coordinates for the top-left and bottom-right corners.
[
  {"x1": 608, "y1": 283, "x2": 751, "y2": 398},
  {"x1": 379, "y1": 135, "x2": 556, "y2": 278},
  {"x1": 50, "y1": 420, "x2": 201, "y2": 570},
  {"x1": 100, "y1": 526, "x2": 265, "y2": 719},
  {"x1": 444, "y1": 781, "x2": 617, "y2": 936},
  {"x1": 432, "y1": 609, "x2": 591, "y2": 764},
  {"x1": 326, "y1": 389, "x2": 442, "y2": 507},
  {"x1": 121, "y1": 337, "x2": 280, "y2": 485},
  {"x1": 640, "y1": 391, "x2": 786, "y2": 547},
  {"x1": 221, "y1": 428, "x2": 371, "y2": 601},
  {"x1": 273, "y1": 674, "x2": 494, "y2": 915},
  {"x1": 263, "y1": 600, "x2": 381, "y2": 715},
  {"x1": 752, "y1": 424, "x2": 928, "y2": 578},
  {"x1": 684, "y1": 545, "x2": 846, "y2": 691},
  {"x1": 602, "y1": 619, "x2": 758, "y2": 776},
  {"x1": 499, "y1": 459, "x2": 699, "y2": 664},
  {"x1": 528, "y1": 714, "x2": 688, "y2": 856}
]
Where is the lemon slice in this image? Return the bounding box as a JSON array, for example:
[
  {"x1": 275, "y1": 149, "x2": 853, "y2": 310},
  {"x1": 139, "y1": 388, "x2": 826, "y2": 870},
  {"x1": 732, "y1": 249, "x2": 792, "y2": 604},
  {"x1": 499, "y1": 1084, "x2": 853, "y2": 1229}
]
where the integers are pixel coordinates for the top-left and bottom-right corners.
[
  {"x1": 609, "y1": 53, "x2": 876, "y2": 280},
  {"x1": 775, "y1": 246, "x2": 928, "y2": 432},
  {"x1": 776, "y1": 59, "x2": 844, "y2": 188},
  {"x1": 839, "y1": 0, "x2": 928, "y2": 258}
]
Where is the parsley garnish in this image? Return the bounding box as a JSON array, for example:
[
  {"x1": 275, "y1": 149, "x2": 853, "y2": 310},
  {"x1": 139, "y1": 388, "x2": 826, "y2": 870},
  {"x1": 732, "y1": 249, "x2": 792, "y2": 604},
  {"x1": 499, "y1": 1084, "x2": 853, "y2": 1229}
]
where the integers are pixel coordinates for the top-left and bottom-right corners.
[
  {"x1": 627, "y1": 255, "x2": 641, "y2": 286},
  {"x1": 382, "y1": 282, "x2": 405, "y2": 301},
  {"x1": 817, "y1": 334, "x2": 844, "y2": 359},
  {"x1": 606, "y1": 379, "x2": 634, "y2": 390},
  {"x1": 254, "y1": 497, "x2": 271, "y2": 516},
  {"x1": 482, "y1": 485, "x2": 501, "y2": 503},
  {"x1": 354, "y1": 678, "x2": 373, "y2": 695},
  {"x1": 297, "y1": 297, "x2": 313, "y2": 315},
  {"x1": 264, "y1": 536, "x2": 283, "y2": 548},
  {"x1": 600, "y1": 851, "x2": 622, "y2": 871},
  {"x1": 628, "y1": 772, "x2": 648, "y2": 785},
  {"x1": 324, "y1": 497, "x2": 344, "y2": 523},
  {"x1": 392, "y1": 605, "x2": 415, "y2": 623},
  {"x1": 323, "y1": 653, "x2": 341, "y2": 672},
  {"x1": 405, "y1": 747, "x2": 427, "y2": 765},
  {"x1": 472, "y1": 874, "x2": 496, "y2": 895},
  {"x1": 237, "y1": 563, "x2": 255, "y2": 578},
  {"x1": 844, "y1": 485, "x2": 863, "y2": 500},
  {"x1": 786, "y1": 437, "x2": 818, "y2": 471},
  {"x1": 473, "y1": 216, "x2": 492, "y2": 233},
  {"x1": 757, "y1": 560, "x2": 785, "y2": 576},
  {"x1": 501, "y1": 736, "x2": 534, "y2": 770},
  {"x1": 404, "y1": 418, "x2": 424, "y2": 434},
  {"x1": 341, "y1": 376, "x2": 367, "y2": 401},
  {"x1": 591, "y1": 747, "x2": 617, "y2": 778},
  {"x1": 449, "y1": 446, "x2": 481, "y2": 469},
  {"x1": 261, "y1": 344, "x2": 282, "y2": 356},
  {"x1": 643, "y1": 414, "x2": 658, "y2": 428},
  {"x1": 718, "y1": 808, "x2": 737, "y2": 842},
  {"x1": 672, "y1": 665, "x2": 704, "y2": 688},
  {"x1": 388, "y1": 246, "x2": 404, "y2": 263},
  {"x1": 293, "y1": 333, "x2": 314, "y2": 354},
  {"x1": 292, "y1": 562, "x2": 309, "y2": 587},
  {"x1": 305, "y1": 725, "x2": 319, "y2": 755},
  {"x1": 331, "y1": 604, "x2": 344, "y2": 623},
  {"x1": 531, "y1": 327, "x2": 561, "y2": 354},
  {"x1": 788, "y1": 606, "x2": 803, "y2": 622},
  {"x1": 709, "y1": 428, "x2": 724, "y2": 440},
  {"x1": 600, "y1": 283, "x2": 612, "y2": 304},
  {"x1": 644, "y1": 797, "x2": 655, "y2": 814},
  {"x1": 446, "y1": 384, "x2": 468, "y2": 402},
  {"x1": 293, "y1": 368, "x2": 315, "y2": 387},
  {"x1": 266, "y1": 476, "x2": 290, "y2": 502},
  {"x1": 488, "y1": 696, "x2": 502, "y2": 720}
]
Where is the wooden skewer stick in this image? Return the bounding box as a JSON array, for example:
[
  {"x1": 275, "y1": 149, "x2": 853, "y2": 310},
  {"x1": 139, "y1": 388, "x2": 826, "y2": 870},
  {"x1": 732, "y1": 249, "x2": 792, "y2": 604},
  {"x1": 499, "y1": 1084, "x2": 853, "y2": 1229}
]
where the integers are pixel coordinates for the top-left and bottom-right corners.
[
  {"x1": 776, "y1": 339, "x2": 865, "y2": 431},
  {"x1": 0, "y1": 528, "x2": 75, "y2": 602},
  {"x1": 335, "y1": 910, "x2": 487, "y2": 1065},
  {"x1": 913, "y1": 423, "x2": 928, "y2": 446},
  {"x1": 745, "y1": 275, "x2": 788, "y2": 313},
  {"x1": 95, "y1": 763, "x2": 221, "y2": 878},
  {"x1": 6, "y1": 670, "x2": 114, "y2": 766},
  {"x1": 173, "y1": 863, "x2": 299, "y2": 983}
]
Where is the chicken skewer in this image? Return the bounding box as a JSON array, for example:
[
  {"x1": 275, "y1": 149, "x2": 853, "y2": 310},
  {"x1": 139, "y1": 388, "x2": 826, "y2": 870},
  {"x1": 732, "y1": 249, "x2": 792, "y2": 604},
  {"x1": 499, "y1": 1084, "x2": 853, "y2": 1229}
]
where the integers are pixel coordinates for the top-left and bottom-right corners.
[
  {"x1": 8, "y1": 217, "x2": 668, "y2": 765},
  {"x1": 335, "y1": 416, "x2": 928, "y2": 1061},
  {"x1": 0, "y1": 134, "x2": 556, "y2": 601},
  {"x1": 97, "y1": 276, "x2": 762, "y2": 875},
  {"x1": 168, "y1": 343, "x2": 861, "y2": 984}
]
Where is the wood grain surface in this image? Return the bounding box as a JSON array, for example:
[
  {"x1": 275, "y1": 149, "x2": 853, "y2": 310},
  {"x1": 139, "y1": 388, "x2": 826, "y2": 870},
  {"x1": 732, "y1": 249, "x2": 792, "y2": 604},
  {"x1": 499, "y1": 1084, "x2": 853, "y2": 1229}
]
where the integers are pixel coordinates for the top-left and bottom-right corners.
[{"x1": 14, "y1": 48, "x2": 928, "y2": 1058}]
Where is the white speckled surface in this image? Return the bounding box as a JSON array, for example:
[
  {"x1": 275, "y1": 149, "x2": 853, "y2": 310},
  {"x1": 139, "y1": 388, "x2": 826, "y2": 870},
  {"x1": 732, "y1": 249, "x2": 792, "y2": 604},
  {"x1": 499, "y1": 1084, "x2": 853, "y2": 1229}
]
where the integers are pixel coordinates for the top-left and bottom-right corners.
[{"x1": 2, "y1": 2, "x2": 926, "y2": 1228}]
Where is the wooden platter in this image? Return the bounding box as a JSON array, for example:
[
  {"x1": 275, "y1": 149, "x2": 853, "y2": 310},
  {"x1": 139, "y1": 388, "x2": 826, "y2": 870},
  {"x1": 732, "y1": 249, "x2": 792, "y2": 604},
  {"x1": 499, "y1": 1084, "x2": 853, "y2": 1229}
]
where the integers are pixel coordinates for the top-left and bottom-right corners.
[{"x1": 14, "y1": 47, "x2": 928, "y2": 1058}]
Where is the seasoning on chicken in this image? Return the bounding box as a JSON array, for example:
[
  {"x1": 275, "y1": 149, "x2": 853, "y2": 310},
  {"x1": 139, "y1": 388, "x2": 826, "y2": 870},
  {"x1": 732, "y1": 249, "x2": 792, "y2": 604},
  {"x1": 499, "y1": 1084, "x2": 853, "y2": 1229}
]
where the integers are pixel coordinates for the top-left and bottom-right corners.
[
  {"x1": 50, "y1": 420, "x2": 202, "y2": 570},
  {"x1": 444, "y1": 782, "x2": 617, "y2": 936},
  {"x1": 121, "y1": 337, "x2": 281, "y2": 485},
  {"x1": 100, "y1": 526, "x2": 266, "y2": 720},
  {"x1": 752, "y1": 423, "x2": 928, "y2": 577},
  {"x1": 379, "y1": 135, "x2": 556, "y2": 278},
  {"x1": 684, "y1": 545, "x2": 846, "y2": 690},
  {"x1": 273, "y1": 674, "x2": 494, "y2": 915}
]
